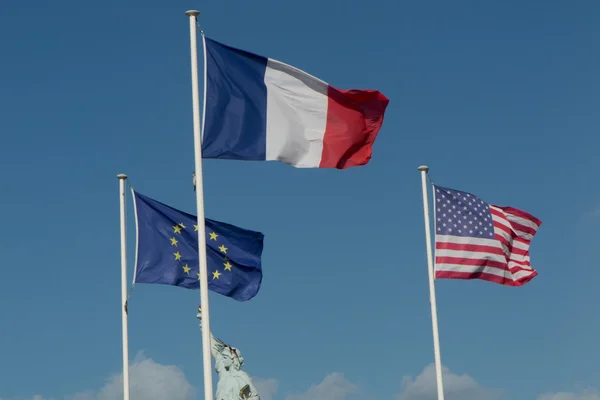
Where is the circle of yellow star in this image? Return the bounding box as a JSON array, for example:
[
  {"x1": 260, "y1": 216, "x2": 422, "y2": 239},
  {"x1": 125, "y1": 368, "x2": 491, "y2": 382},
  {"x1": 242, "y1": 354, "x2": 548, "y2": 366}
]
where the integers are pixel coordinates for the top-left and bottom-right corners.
[
  {"x1": 212, "y1": 270, "x2": 222, "y2": 279},
  {"x1": 170, "y1": 237, "x2": 178, "y2": 246},
  {"x1": 218, "y1": 244, "x2": 228, "y2": 254},
  {"x1": 182, "y1": 264, "x2": 191, "y2": 274},
  {"x1": 179, "y1": 223, "x2": 186, "y2": 229},
  {"x1": 209, "y1": 232, "x2": 218, "y2": 240},
  {"x1": 223, "y1": 262, "x2": 232, "y2": 271},
  {"x1": 194, "y1": 224, "x2": 199, "y2": 231},
  {"x1": 174, "y1": 251, "x2": 182, "y2": 261},
  {"x1": 173, "y1": 225, "x2": 182, "y2": 234}
]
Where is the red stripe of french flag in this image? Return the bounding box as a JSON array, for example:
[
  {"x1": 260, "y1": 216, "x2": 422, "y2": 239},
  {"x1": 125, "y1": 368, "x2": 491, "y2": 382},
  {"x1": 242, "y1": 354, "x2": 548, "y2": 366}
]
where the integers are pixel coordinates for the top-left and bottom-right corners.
[
  {"x1": 263, "y1": 58, "x2": 389, "y2": 169},
  {"x1": 321, "y1": 88, "x2": 390, "y2": 169}
]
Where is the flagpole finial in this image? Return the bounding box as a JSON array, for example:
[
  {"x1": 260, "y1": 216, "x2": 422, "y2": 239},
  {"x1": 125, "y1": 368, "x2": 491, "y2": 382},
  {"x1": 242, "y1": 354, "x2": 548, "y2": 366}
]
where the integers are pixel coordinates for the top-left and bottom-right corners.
[
  {"x1": 185, "y1": 10, "x2": 200, "y2": 17},
  {"x1": 418, "y1": 165, "x2": 429, "y2": 173},
  {"x1": 117, "y1": 174, "x2": 128, "y2": 180}
]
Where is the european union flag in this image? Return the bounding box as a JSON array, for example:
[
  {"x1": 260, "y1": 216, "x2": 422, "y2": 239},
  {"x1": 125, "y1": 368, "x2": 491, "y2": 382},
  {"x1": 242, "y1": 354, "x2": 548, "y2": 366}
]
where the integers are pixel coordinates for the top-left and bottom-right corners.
[{"x1": 132, "y1": 190, "x2": 264, "y2": 301}]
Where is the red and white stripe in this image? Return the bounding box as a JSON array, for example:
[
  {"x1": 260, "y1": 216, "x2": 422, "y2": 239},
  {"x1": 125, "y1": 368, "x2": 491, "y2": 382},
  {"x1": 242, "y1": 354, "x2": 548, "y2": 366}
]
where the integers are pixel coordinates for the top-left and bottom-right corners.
[
  {"x1": 263, "y1": 59, "x2": 389, "y2": 169},
  {"x1": 435, "y1": 205, "x2": 542, "y2": 286}
]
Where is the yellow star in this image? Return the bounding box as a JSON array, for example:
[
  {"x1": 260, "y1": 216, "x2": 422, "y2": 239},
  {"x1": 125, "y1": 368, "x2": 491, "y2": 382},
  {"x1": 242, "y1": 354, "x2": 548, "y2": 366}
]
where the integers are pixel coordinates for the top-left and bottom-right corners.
[
  {"x1": 218, "y1": 244, "x2": 228, "y2": 254},
  {"x1": 170, "y1": 237, "x2": 178, "y2": 246},
  {"x1": 197, "y1": 273, "x2": 201, "y2": 280},
  {"x1": 223, "y1": 262, "x2": 232, "y2": 271},
  {"x1": 173, "y1": 225, "x2": 182, "y2": 234},
  {"x1": 209, "y1": 232, "x2": 218, "y2": 240},
  {"x1": 179, "y1": 223, "x2": 186, "y2": 229},
  {"x1": 182, "y1": 264, "x2": 191, "y2": 274},
  {"x1": 174, "y1": 252, "x2": 182, "y2": 261},
  {"x1": 194, "y1": 224, "x2": 199, "y2": 231},
  {"x1": 212, "y1": 270, "x2": 222, "y2": 279}
]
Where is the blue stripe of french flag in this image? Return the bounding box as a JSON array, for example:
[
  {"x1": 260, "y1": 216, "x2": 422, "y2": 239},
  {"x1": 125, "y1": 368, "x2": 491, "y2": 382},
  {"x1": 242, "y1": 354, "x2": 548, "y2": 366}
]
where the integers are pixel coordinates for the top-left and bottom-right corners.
[{"x1": 201, "y1": 37, "x2": 389, "y2": 169}]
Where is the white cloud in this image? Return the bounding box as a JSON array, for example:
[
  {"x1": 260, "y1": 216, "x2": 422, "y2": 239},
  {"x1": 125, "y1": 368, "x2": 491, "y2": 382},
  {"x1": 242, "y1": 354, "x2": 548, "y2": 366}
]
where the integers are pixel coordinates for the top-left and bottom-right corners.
[
  {"x1": 396, "y1": 364, "x2": 503, "y2": 400},
  {"x1": 252, "y1": 377, "x2": 278, "y2": 400},
  {"x1": 5, "y1": 359, "x2": 599, "y2": 400},
  {"x1": 283, "y1": 373, "x2": 359, "y2": 400},
  {"x1": 588, "y1": 203, "x2": 600, "y2": 217},
  {"x1": 537, "y1": 388, "x2": 600, "y2": 400},
  {"x1": 69, "y1": 352, "x2": 195, "y2": 400}
]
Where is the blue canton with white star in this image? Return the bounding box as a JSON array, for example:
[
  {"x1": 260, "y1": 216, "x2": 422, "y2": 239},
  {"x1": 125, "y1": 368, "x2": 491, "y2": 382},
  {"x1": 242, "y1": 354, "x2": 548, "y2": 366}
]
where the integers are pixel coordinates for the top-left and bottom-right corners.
[{"x1": 434, "y1": 185, "x2": 495, "y2": 239}]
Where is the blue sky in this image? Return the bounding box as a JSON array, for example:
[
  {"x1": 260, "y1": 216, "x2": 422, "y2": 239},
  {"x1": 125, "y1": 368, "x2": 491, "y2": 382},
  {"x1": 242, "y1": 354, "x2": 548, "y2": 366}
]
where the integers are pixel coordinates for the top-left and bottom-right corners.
[{"x1": 1, "y1": 0, "x2": 599, "y2": 399}]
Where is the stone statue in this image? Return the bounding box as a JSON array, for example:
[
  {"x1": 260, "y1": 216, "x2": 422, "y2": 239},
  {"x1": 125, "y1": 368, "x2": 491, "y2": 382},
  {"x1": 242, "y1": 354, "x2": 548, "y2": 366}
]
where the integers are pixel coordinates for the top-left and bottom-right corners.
[{"x1": 197, "y1": 306, "x2": 260, "y2": 400}]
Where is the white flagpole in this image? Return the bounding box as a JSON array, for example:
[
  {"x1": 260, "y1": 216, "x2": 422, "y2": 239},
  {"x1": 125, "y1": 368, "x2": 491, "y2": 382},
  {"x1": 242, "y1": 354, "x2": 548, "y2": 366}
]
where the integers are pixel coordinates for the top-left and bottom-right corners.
[
  {"x1": 418, "y1": 165, "x2": 445, "y2": 400},
  {"x1": 185, "y1": 10, "x2": 214, "y2": 400},
  {"x1": 117, "y1": 173, "x2": 130, "y2": 400}
]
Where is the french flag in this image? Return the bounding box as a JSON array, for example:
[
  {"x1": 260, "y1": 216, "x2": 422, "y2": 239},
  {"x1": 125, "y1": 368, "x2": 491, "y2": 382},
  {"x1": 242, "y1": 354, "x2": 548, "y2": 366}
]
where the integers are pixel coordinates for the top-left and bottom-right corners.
[{"x1": 201, "y1": 37, "x2": 389, "y2": 169}]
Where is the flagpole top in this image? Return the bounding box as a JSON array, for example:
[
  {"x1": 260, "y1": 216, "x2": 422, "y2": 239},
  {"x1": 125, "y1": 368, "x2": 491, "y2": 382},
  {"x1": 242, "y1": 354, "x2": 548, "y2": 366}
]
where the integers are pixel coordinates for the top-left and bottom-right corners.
[
  {"x1": 185, "y1": 10, "x2": 200, "y2": 17},
  {"x1": 117, "y1": 174, "x2": 128, "y2": 180},
  {"x1": 418, "y1": 165, "x2": 429, "y2": 173}
]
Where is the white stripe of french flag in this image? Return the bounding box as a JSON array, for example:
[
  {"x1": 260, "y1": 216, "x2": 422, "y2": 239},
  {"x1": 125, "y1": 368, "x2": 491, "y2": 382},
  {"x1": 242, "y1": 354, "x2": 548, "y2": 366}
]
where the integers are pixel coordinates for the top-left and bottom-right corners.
[{"x1": 201, "y1": 37, "x2": 389, "y2": 169}]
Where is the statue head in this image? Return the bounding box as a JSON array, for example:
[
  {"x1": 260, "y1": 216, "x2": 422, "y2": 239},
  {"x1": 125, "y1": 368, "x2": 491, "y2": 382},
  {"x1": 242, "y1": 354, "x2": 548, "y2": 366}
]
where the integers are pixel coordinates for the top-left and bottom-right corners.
[
  {"x1": 224, "y1": 344, "x2": 244, "y2": 369},
  {"x1": 197, "y1": 306, "x2": 246, "y2": 370}
]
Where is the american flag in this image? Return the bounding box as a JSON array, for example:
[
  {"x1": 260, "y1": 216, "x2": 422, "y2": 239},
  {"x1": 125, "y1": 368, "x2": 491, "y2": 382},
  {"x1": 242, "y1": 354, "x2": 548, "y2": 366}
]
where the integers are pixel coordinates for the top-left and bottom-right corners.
[{"x1": 433, "y1": 185, "x2": 542, "y2": 286}]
